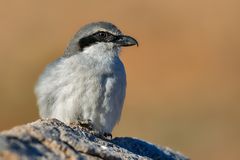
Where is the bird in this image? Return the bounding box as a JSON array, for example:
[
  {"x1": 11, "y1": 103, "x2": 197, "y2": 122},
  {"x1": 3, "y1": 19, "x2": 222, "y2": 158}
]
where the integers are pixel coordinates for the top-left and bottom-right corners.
[{"x1": 34, "y1": 22, "x2": 138, "y2": 136}]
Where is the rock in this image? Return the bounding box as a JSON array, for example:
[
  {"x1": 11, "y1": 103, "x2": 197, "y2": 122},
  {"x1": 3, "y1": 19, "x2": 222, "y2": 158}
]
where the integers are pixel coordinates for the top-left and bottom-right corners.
[{"x1": 0, "y1": 119, "x2": 189, "y2": 160}]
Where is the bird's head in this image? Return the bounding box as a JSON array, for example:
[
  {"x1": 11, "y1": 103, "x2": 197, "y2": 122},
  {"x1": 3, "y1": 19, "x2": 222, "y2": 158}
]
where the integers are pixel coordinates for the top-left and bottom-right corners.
[{"x1": 64, "y1": 22, "x2": 138, "y2": 57}]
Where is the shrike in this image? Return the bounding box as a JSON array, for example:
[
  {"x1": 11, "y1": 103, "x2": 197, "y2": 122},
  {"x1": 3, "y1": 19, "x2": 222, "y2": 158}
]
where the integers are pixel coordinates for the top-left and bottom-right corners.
[{"x1": 35, "y1": 22, "x2": 138, "y2": 136}]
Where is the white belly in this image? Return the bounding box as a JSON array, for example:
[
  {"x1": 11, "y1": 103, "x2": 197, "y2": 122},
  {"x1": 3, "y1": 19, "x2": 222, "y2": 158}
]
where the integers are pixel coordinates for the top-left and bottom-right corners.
[{"x1": 52, "y1": 73, "x2": 125, "y2": 133}]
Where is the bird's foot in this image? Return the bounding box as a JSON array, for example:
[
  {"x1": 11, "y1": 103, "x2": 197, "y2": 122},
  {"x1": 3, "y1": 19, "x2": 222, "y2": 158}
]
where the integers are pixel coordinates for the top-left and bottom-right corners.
[
  {"x1": 103, "y1": 132, "x2": 112, "y2": 140},
  {"x1": 69, "y1": 120, "x2": 112, "y2": 140},
  {"x1": 79, "y1": 119, "x2": 94, "y2": 130},
  {"x1": 70, "y1": 119, "x2": 94, "y2": 131}
]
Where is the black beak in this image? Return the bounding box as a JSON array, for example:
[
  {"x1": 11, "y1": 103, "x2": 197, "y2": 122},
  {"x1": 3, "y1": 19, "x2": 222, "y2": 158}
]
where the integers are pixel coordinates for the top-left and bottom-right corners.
[{"x1": 115, "y1": 35, "x2": 138, "y2": 47}]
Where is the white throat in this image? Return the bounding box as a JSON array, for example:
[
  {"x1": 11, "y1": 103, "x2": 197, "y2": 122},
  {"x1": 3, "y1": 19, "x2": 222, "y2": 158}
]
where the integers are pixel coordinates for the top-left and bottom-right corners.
[{"x1": 82, "y1": 43, "x2": 121, "y2": 60}]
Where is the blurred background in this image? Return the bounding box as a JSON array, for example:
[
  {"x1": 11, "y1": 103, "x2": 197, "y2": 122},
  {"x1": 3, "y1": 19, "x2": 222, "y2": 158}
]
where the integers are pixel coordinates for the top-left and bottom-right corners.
[{"x1": 0, "y1": 1, "x2": 239, "y2": 159}]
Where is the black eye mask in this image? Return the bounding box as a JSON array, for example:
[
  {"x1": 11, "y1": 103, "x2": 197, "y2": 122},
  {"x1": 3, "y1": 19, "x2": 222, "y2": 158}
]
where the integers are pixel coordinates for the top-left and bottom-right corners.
[{"x1": 78, "y1": 31, "x2": 118, "y2": 51}]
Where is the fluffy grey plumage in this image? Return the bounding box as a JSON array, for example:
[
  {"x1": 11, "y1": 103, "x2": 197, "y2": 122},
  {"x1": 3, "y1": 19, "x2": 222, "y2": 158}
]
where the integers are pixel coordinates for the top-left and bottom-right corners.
[{"x1": 35, "y1": 22, "x2": 138, "y2": 133}]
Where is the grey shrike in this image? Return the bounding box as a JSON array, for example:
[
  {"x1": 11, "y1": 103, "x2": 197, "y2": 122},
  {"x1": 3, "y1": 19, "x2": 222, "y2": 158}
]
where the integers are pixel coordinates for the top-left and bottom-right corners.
[{"x1": 35, "y1": 22, "x2": 138, "y2": 136}]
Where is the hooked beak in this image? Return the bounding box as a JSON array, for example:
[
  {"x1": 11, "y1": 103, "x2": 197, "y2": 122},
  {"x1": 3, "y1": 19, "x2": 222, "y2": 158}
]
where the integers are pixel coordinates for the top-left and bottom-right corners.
[{"x1": 115, "y1": 35, "x2": 138, "y2": 47}]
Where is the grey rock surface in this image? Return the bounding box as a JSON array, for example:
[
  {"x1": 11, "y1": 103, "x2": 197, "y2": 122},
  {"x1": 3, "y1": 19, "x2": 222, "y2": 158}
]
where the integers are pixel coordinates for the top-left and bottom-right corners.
[{"x1": 0, "y1": 119, "x2": 189, "y2": 160}]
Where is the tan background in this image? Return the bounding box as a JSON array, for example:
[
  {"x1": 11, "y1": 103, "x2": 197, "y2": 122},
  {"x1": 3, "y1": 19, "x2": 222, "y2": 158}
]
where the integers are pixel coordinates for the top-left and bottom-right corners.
[{"x1": 0, "y1": 1, "x2": 240, "y2": 159}]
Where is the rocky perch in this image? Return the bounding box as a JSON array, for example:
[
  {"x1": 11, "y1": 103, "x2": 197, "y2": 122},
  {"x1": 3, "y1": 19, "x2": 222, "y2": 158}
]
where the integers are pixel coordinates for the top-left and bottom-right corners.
[{"x1": 0, "y1": 119, "x2": 189, "y2": 160}]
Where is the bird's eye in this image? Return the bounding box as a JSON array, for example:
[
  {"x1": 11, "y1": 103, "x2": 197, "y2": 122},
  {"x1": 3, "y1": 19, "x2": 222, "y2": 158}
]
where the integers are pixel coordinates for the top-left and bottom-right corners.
[
  {"x1": 97, "y1": 32, "x2": 107, "y2": 38},
  {"x1": 94, "y1": 31, "x2": 115, "y2": 42}
]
